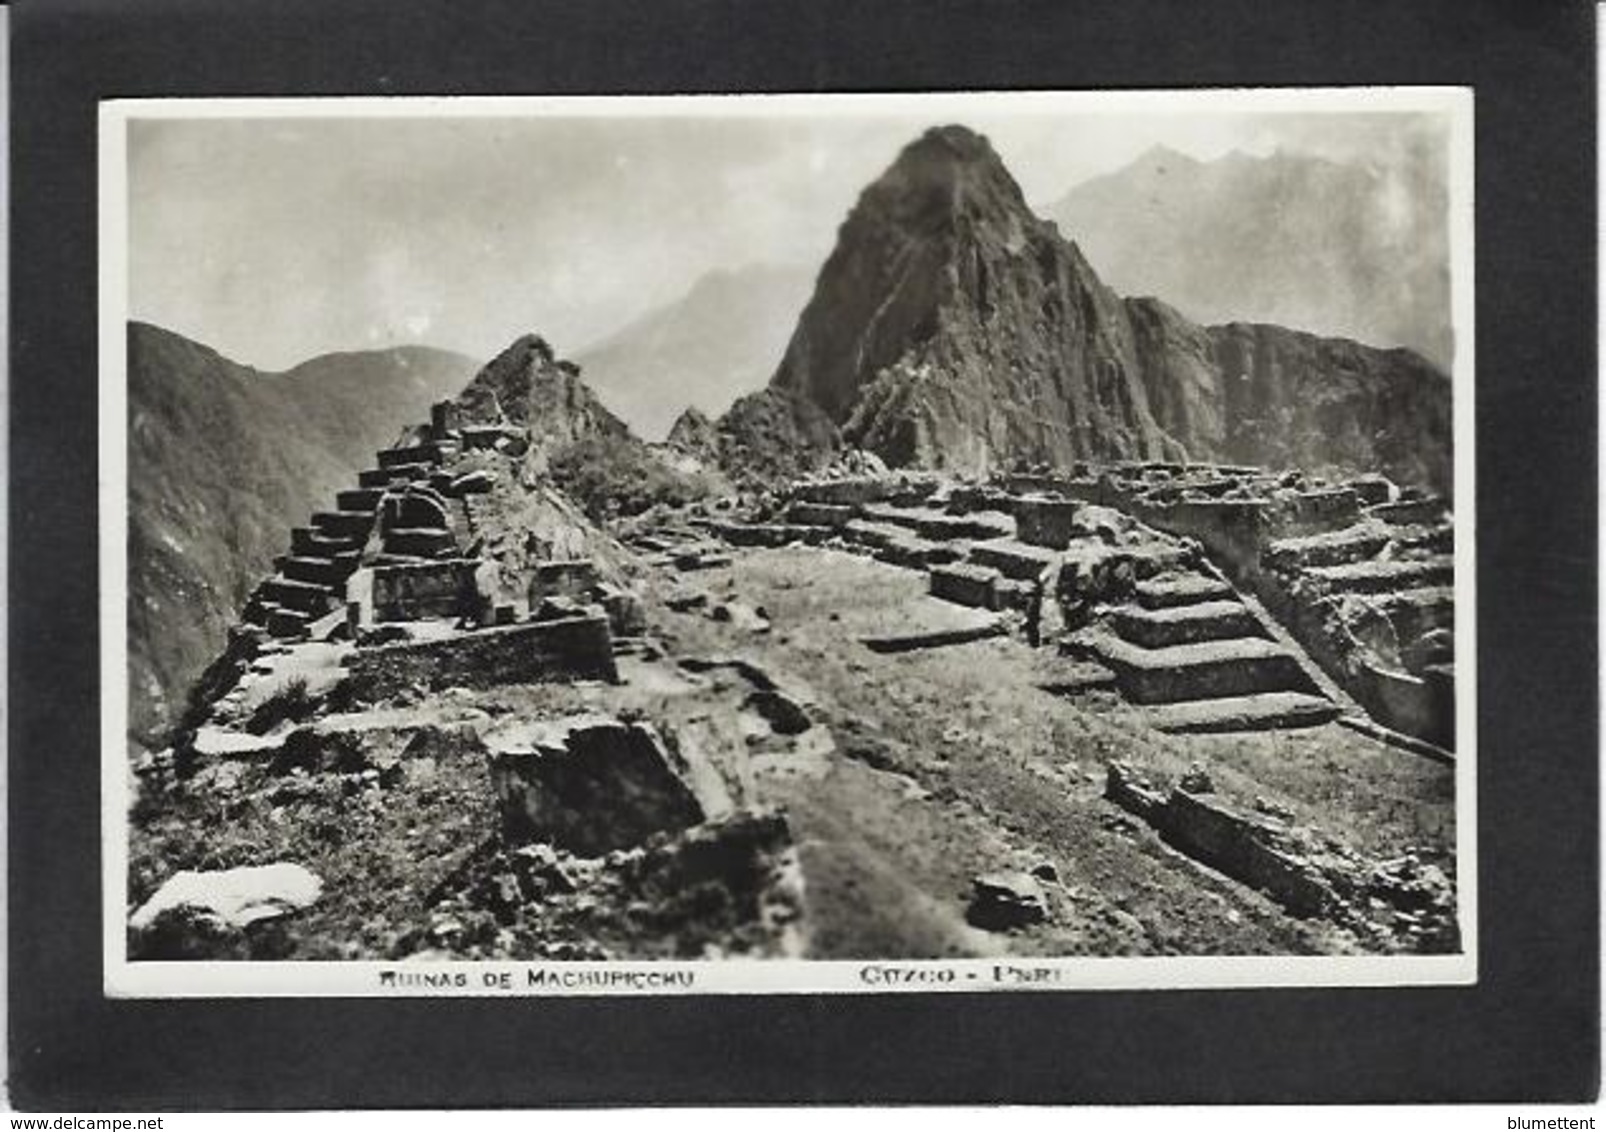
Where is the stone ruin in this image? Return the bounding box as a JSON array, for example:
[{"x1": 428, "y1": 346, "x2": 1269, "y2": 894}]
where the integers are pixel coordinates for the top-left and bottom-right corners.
[
  {"x1": 144, "y1": 408, "x2": 1456, "y2": 959},
  {"x1": 640, "y1": 458, "x2": 1455, "y2": 754},
  {"x1": 139, "y1": 391, "x2": 808, "y2": 961},
  {"x1": 1105, "y1": 761, "x2": 1457, "y2": 951}
]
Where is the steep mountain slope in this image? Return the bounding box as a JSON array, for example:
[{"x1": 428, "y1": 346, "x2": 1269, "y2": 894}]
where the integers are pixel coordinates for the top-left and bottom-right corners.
[
  {"x1": 576, "y1": 264, "x2": 815, "y2": 440},
  {"x1": 724, "y1": 126, "x2": 1451, "y2": 493},
  {"x1": 450, "y1": 332, "x2": 718, "y2": 521},
  {"x1": 1045, "y1": 145, "x2": 1452, "y2": 370},
  {"x1": 128, "y1": 322, "x2": 478, "y2": 742}
]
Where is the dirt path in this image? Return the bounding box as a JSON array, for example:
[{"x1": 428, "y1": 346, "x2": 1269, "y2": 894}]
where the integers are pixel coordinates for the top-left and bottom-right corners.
[{"x1": 649, "y1": 546, "x2": 1456, "y2": 957}]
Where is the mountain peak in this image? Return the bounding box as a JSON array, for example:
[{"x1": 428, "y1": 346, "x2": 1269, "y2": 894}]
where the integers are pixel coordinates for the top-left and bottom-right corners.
[
  {"x1": 1134, "y1": 142, "x2": 1198, "y2": 168},
  {"x1": 457, "y1": 331, "x2": 629, "y2": 447},
  {"x1": 858, "y1": 123, "x2": 1031, "y2": 235},
  {"x1": 903, "y1": 123, "x2": 998, "y2": 163}
]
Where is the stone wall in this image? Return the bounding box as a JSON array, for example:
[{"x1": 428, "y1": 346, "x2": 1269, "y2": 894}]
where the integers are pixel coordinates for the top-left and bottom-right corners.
[
  {"x1": 371, "y1": 559, "x2": 481, "y2": 623},
  {"x1": 1105, "y1": 763, "x2": 1339, "y2": 918},
  {"x1": 1132, "y1": 498, "x2": 1269, "y2": 577},
  {"x1": 1354, "y1": 661, "x2": 1452, "y2": 749},
  {"x1": 342, "y1": 613, "x2": 617, "y2": 703}
]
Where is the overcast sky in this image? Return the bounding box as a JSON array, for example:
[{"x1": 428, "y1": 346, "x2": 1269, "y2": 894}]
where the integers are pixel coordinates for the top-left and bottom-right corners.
[{"x1": 127, "y1": 101, "x2": 1451, "y2": 371}]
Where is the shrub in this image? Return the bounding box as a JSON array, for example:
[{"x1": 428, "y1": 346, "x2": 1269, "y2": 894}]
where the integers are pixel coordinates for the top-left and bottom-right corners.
[{"x1": 247, "y1": 676, "x2": 317, "y2": 735}]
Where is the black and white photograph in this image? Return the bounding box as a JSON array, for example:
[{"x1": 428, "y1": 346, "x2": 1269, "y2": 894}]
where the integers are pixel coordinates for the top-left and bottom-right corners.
[{"x1": 101, "y1": 89, "x2": 1475, "y2": 996}]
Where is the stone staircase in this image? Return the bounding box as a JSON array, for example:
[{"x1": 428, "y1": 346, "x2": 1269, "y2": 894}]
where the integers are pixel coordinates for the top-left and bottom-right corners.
[
  {"x1": 1069, "y1": 567, "x2": 1340, "y2": 734},
  {"x1": 242, "y1": 439, "x2": 452, "y2": 641},
  {"x1": 684, "y1": 474, "x2": 1351, "y2": 735},
  {"x1": 1259, "y1": 500, "x2": 1456, "y2": 748}
]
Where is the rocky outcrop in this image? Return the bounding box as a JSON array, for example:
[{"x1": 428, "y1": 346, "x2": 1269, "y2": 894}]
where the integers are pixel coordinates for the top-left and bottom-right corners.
[
  {"x1": 729, "y1": 125, "x2": 1452, "y2": 496},
  {"x1": 715, "y1": 386, "x2": 842, "y2": 484},
  {"x1": 454, "y1": 334, "x2": 630, "y2": 463},
  {"x1": 666, "y1": 406, "x2": 719, "y2": 456}
]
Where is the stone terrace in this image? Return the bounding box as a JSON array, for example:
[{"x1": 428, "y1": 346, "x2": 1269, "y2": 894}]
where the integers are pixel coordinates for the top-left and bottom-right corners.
[{"x1": 662, "y1": 465, "x2": 1408, "y2": 738}]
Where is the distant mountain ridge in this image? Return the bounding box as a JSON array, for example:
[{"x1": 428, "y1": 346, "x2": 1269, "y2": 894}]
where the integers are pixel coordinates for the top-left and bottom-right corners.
[
  {"x1": 1043, "y1": 143, "x2": 1452, "y2": 370},
  {"x1": 127, "y1": 322, "x2": 479, "y2": 742},
  {"x1": 718, "y1": 126, "x2": 1451, "y2": 492},
  {"x1": 576, "y1": 263, "x2": 815, "y2": 440}
]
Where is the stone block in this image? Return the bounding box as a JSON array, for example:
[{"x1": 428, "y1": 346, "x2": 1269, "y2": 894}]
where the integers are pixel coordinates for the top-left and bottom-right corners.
[
  {"x1": 794, "y1": 478, "x2": 892, "y2": 506},
  {"x1": 1077, "y1": 631, "x2": 1313, "y2": 704},
  {"x1": 487, "y1": 715, "x2": 705, "y2": 855},
  {"x1": 342, "y1": 613, "x2": 617, "y2": 703},
  {"x1": 928, "y1": 562, "x2": 1001, "y2": 609},
  {"x1": 529, "y1": 559, "x2": 600, "y2": 605},
  {"x1": 596, "y1": 583, "x2": 647, "y2": 637},
  {"x1": 129, "y1": 863, "x2": 322, "y2": 959},
  {"x1": 371, "y1": 559, "x2": 480, "y2": 622},
  {"x1": 786, "y1": 501, "x2": 856, "y2": 528},
  {"x1": 383, "y1": 527, "x2": 457, "y2": 558},
  {"x1": 1367, "y1": 498, "x2": 1448, "y2": 526},
  {"x1": 1014, "y1": 497, "x2": 1083, "y2": 549},
  {"x1": 378, "y1": 441, "x2": 443, "y2": 469},
  {"x1": 1348, "y1": 475, "x2": 1398, "y2": 507},
  {"x1": 967, "y1": 872, "x2": 1049, "y2": 930}
]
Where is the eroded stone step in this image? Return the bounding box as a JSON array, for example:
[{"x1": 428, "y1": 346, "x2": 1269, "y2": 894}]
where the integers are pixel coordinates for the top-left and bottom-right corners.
[
  {"x1": 281, "y1": 553, "x2": 359, "y2": 587},
  {"x1": 1133, "y1": 573, "x2": 1235, "y2": 610},
  {"x1": 1375, "y1": 585, "x2": 1456, "y2": 638},
  {"x1": 861, "y1": 619, "x2": 1009, "y2": 654},
  {"x1": 928, "y1": 562, "x2": 1006, "y2": 610},
  {"x1": 784, "y1": 501, "x2": 856, "y2": 529},
  {"x1": 1304, "y1": 556, "x2": 1453, "y2": 595},
  {"x1": 966, "y1": 538, "x2": 1060, "y2": 581},
  {"x1": 312, "y1": 509, "x2": 377, "y2": 541},
  {"x1": 1395, "y1": 524, "x2": 1455, "y2": 556},
  {"x1": 382, "y1": 526, "x2": 456, "y2": 558},
  {"x1": 1144, "y1": 691, "x2": 1339, "y2": 734},
  {"x1": 860, "y1": 502, "x2": 1014, "y2": 542},
  {"x1": 1366, "y1": 498, "x2": 1448, "y2": 526},
  {"x1": 1110, "y1": 600, "x2": 1263, "y2": 650},
  {"x1": 260, "y1": 576, "x2": 338, "y2": 616},
  {"x1": 702, "y1": 520, "x2": 830, "y2": 548},
  {"x1": 337, "y1": 487, "x2": 385, "y2": 512},
  {"x1": 291, "y1": 526, "x2": 363, "y2": 556},
  {"x1": 1264, "y1": 525, "x2": 1391, "y2": 572},
  {"x1": 358, "y1": 462, "x2": 433, "y2": 489},
  {"x1": 265, "y1": 606, "x2": 313, "y2": 640},
  {"x1": 377, "y1": 442, "x2": 444, "y2": 469},
  {"x1": 1073, "y1": 630, "x2": 1315, "y2": 704},
  {"x1": 842, "y1": 520, "x2": 963, "y2": 569},
  {"x1": 1036, "y1": 657, "x2": 1119, "y2": 695},
  {"x1": 241, "y1": 594, "x2": 270, "y2": 626}
]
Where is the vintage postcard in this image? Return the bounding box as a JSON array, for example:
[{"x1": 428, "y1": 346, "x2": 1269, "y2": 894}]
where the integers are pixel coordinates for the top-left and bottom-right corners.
[{"x1": 100, "y1": 88, "x2": 1476, "y2": 996}]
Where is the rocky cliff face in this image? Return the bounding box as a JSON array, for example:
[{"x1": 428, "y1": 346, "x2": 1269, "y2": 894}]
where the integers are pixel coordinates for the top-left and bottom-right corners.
[
  {"x1": 726, "y1": 126, "x2": 1453, "y2": 495},
  {"x1": 128, "y1": 323, "x2": 479, "y2": 743}
]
